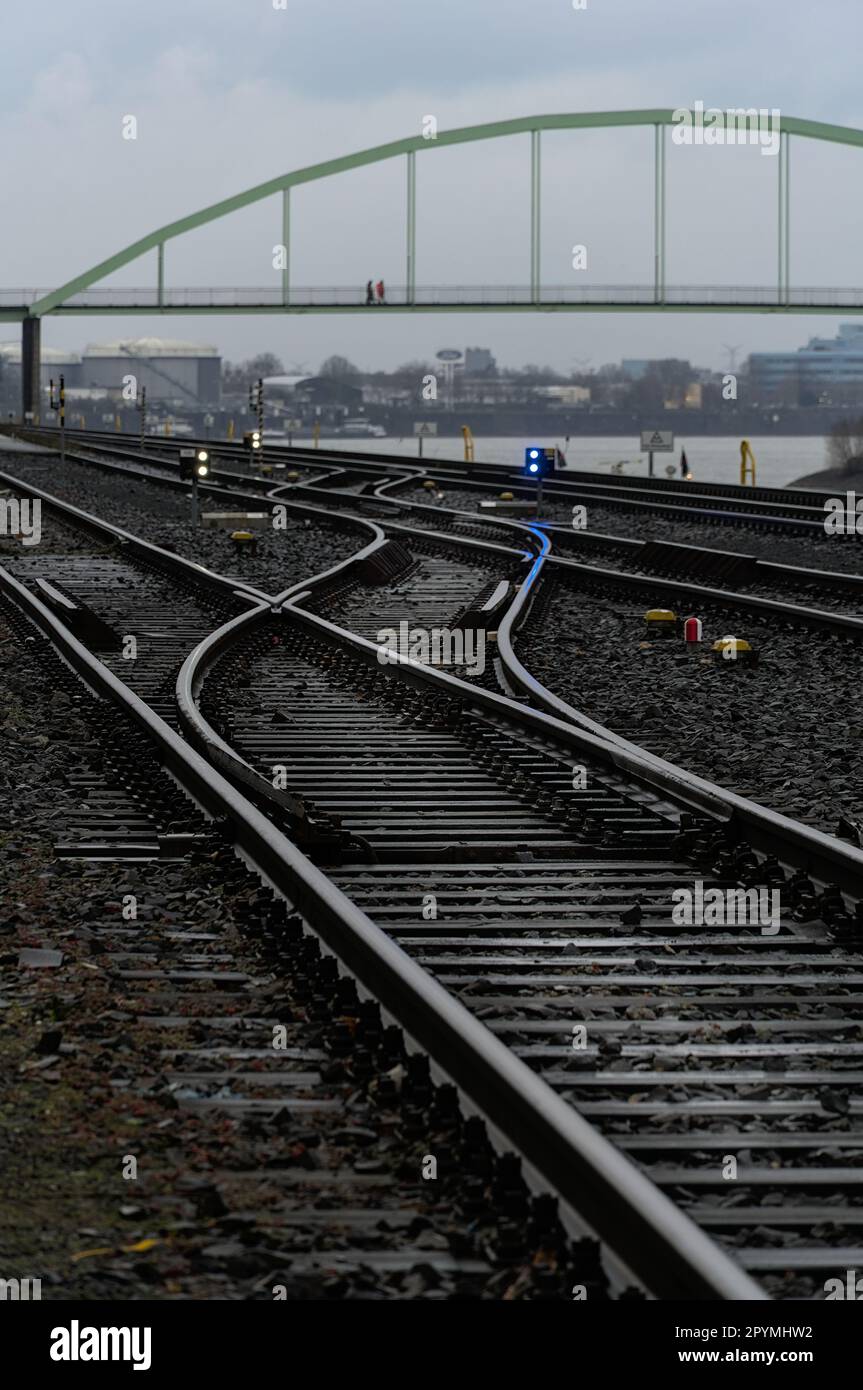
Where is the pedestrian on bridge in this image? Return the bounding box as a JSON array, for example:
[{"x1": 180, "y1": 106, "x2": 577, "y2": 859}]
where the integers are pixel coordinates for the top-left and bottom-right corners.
[
  {"x1": 365, "y1": 280, "x2": 374, "y2": 305},
  {"x1": 376, "y1": 279, "x2": 386, "y2": 305}
]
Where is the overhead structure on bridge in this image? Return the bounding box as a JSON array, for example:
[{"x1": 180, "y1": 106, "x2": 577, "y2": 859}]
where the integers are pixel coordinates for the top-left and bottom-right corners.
[{"x1": 11, "y1": 109, "x2": 863, "y2": 416}]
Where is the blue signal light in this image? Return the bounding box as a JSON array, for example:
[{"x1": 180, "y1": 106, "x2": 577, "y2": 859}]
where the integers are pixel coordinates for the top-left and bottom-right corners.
[{"x1": 524, "y1": 444, "x2": 556, "y2": 478}]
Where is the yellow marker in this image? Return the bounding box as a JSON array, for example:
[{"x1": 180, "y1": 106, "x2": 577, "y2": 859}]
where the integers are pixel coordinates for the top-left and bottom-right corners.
[
  {"x1": 227, "y1": 419, "x2": 235, "y2": 441},
  {"x1": 712, "y1": 636, "x2": 756, "y2": 665},
  {"x1": 740, "y1": 439, "x2": 756, "y2": 486},
  {"x1": 499, "y1": 491, "x2": 514, "y2": 501},
  {"x1": 644, "y1": 608, "x2": 677, "y2": 637},
  {"x1": 462, "y1": 425, "x2": 475, "y2": 463}
]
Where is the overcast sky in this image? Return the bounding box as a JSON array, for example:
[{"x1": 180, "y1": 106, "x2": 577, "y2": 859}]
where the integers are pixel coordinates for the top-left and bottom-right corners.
[{"x1": 4, "y1": 0, "x2": 863, "y2": 373}]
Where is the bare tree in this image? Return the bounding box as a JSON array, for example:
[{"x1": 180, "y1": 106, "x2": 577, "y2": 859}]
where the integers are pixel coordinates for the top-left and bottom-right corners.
[
  {"x1": 221, "y1": 353, "x2": 285, "y2": 393},
  {"x1": 827, "y1": 417, "x2": 863, "y2": 471},
  {"x1": 318, "y1": 355, "x2": 360, "y2": 379}
]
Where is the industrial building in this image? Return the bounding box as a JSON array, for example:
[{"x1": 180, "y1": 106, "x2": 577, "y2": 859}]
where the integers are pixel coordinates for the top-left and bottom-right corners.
[
  {"x1": 0, "y1": 342, "x2": 83, "y2": 390},
  {"x1": 748, "y1": 323, "x2": 863, "y2": 403},
  {"x1": 81, "y1": 338, "x2": 221, "y2": 405},
  {"x1": 464, "y1": 347, "x2": 497, "y2": 376}
]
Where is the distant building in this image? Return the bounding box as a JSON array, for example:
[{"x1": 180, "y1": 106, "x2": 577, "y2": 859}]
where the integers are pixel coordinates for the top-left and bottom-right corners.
[
  {"x1": 0, "y1": 343, "x2": 82, "y2": 389},
  {"x1": 82, "y1": 338, "x2": 221, "y2": 405},
  {"x1": 749, "y1": 323, "x2": 863, "y2": 402},
  {"x1": 464, "y1": 347, "x2": 496, "y2": 376},
  {"x1": 264, "y1": 375, "x2": 363, "y2": 408},
  {"x1": 664, "y1": 383, "x2": 703, "y2": 410},
  {"x1": 621, "y1": 359, "x2": 651, "y2": 380},
  {"x1": 536, "y1": 385, "x2": 591, "y2": 406}
]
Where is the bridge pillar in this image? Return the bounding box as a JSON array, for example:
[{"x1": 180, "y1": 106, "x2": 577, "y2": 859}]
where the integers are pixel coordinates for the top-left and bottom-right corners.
[{"x1": 21, "y1": 317, "x2": 41, "y2": 422}]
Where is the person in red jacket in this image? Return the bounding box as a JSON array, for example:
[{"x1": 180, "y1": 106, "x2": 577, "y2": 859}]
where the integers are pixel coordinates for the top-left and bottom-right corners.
[{"x1": 376, "y1": 279, "x2": 385, "y2": 304}]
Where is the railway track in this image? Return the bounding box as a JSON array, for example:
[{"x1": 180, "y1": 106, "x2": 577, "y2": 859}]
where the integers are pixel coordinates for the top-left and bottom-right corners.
[
  {"x1": 20, "y1": 427, "x2": 861, "y2": 607},
  {"x1": 7, "y1": 422, "x2": 835, "y2": 503},
  {"x1": 6, "y1": 428, "x2": 863, "y2": 1299},
  {"x1": 4, "y1": 540, "x2": 762, "y2": 1301},
  {"x1": 7, "y1": 442, "x2": 863, "y2": 829},
  {"x1": 1, "y1": 590, "x2": 619, "y2": 1302},
  {"x1": 176, "y1": 558, "x2": 863, "y2": 1302},
  {"x1": 381, "y1": 474, "x2": 863, "y2": 575},
  {"x1": 508, "y1": 560, "x2": 863, "y2": 838}
]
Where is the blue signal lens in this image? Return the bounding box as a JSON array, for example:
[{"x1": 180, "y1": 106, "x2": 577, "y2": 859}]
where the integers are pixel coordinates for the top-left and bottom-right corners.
[
  {"x1": 529, "y1": 462, "x2": 539, "y2": 473},
  {"x1": 529, "y1": 449, "x2": 540, "y2": 459}
]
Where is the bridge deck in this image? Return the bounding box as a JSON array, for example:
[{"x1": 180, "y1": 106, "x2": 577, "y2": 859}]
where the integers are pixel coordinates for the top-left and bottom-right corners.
[{"x1": 2, "y1": 286, "x2": 863, "y2": 318}]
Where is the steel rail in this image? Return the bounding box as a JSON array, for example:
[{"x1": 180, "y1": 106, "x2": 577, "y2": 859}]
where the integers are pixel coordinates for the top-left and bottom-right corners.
[
  {"x1": 14, "y1": 438, "x2": 863, "y2": 875},
  {"x1": 370, "y1": 467, "x2": 830, "y2": 533},
  {"x1": 323, "y1": 475, "x2": 863, "y2": 638},
  {"x1": 0, "y1": 466, "x2": 273, "y2": 606},
  {"x1": 7, "y1": 432, "x2": 858, "y2": 1293},
  {"x1": 539, "y1": 524, "x2": 863, "y2": 598},
  {"x1": 373, "y1": 465, "x2": 831, "y2": 521},
  {"x1": 543, "y1": 551, "x2": 863, "y2": 638},
  {"x1": 12, "y1": 436, "x2": 863, "y2": 672},
  {"x1": 0, "y1": 558, "x2": 764, "y2": 1301},
  {"x1": 7, "y1": 425, "x2": 843, "y2": 513},
  {"x1": 18, "y1": 424, "x2": 844, "y2": 513}
]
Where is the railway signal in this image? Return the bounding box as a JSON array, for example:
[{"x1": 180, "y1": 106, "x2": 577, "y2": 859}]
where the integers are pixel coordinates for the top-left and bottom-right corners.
[
  {"x1": 179, "y1": 447, "x2": 209, "y2": 481},
  {"x1": 179, "y1": 447, "x2": 209, "y2": 527},
  {"x1": 249, "y1": 378, "x2": 264, "y2": 469},
  {"x1": 523, "y1": 445, "x2": 556, "y2": 478},
  {"x1": 523, "y1": 445, "x2": 557, "y2": 517},
  {"x1": 49, "y1": 374, "x2": 65, "y2": 466}
]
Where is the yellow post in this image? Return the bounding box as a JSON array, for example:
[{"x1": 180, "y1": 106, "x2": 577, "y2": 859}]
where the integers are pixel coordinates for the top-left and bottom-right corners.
[
  {"x1": 740, "y1": 439, "x2": 756, "y2": 486},
  {"x1": 462, "y1": 425, "x2": 475, "y2": 463},
  {"x1": 165, "y1": 419, "x2": 172, "y2": 437},
  {"x1": 115, "y1": 414, "x2": 121, "y2": 432},
  {"x1": 313, "y1": 420, "x2": 321, "y2": 449},
  {"x1": 227, "y1": 419, "x2": 235, "y2": 441}
]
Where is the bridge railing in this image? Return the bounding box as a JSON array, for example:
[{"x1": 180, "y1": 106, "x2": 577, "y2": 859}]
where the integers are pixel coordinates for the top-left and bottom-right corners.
[{"x1": 7, "y1": 285, "x2": 863, "y2": 310}]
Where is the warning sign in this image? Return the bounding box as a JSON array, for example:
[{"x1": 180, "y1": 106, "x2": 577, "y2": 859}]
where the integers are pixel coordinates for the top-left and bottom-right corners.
[{"x1": 640, "y1": 429, "x2": 674, "y2": 452}]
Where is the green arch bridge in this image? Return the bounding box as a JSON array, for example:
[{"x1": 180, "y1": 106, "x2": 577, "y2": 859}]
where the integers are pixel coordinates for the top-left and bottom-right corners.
[{"x1": 10, "y1": 109, "x2": 863, "y2": 415}]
